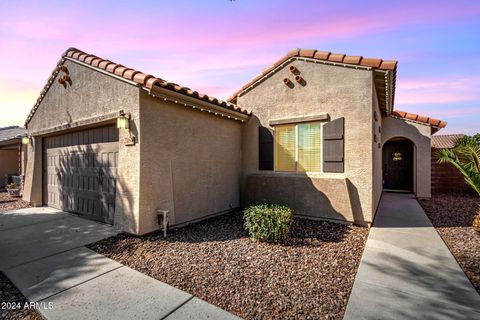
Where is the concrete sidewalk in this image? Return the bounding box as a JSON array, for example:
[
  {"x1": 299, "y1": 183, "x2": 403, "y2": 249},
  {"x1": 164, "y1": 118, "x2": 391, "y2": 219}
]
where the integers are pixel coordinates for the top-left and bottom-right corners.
[
  {"x1": 344, "y1": 193, "x2": 480, "y2": 320},
  {"x1": 0, "y1": 207, "x2": 240, "y2": 320}
]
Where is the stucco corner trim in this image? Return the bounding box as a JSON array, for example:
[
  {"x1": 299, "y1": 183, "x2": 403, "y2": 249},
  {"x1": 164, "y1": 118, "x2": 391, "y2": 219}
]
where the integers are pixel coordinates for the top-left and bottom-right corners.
[{"x1": 269, "y1": 113, "x2": 329, "y2": 126}]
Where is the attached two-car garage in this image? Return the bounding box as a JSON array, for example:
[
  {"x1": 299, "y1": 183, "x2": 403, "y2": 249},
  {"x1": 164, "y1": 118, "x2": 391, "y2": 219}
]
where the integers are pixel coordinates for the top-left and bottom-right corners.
[{"x1": 43, "y1": 125, "x2": 118, "y2": 224}]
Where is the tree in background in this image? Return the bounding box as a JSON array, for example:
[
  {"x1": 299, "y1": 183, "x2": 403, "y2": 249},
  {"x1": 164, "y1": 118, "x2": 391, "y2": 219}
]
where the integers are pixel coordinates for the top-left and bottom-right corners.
[{"x1": 436, "y1": 134, "x2": 480, "y2": 231}]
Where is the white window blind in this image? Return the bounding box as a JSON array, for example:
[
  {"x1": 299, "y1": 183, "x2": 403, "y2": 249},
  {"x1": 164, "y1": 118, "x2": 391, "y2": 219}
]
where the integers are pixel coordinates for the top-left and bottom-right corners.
[
  {"x1": 275, "y1": 125, "x2": 296, "y2": 172},
  {"x1": 297, "y1": 122, "x2": 321, "y2": 172}
]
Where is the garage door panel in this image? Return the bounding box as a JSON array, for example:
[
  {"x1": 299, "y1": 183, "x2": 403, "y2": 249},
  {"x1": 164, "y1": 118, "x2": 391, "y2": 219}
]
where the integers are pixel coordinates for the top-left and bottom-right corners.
[{"x1": 43, "y1": 125, "x2": 118, "y2": 224}]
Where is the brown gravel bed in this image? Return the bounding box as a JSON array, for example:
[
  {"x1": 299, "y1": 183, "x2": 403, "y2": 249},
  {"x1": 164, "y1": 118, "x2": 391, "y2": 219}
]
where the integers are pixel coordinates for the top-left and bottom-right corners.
[
  {"x1": 89, "y1": 212, "x2": 368, "y2": 319},
  {"x1": 0, "y1": 191, "x2": 31, "y2": 213},
  {"x1": 0, "y1": 272, "x2": 42, "y2": 320},
  {"x1": 419, "y1": 193, "x2": 480, "y2": 293}
]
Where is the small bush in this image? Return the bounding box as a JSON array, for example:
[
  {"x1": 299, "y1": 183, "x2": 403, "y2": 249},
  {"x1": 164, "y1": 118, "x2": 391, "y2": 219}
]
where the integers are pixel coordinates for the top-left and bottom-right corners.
[{"x1": 243, "y1": 203, "x2": 293, "y2": 243}]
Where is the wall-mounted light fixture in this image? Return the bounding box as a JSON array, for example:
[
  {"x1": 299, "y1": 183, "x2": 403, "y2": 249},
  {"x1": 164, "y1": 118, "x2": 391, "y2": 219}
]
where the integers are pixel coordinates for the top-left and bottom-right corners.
[
  {"x1": 21, "y1": 136, "x2": 30, "y2": 145},
  {"x1": 283, "y1": 78, "x2": 292, "y2": 86},
  {"x1": 117, "y1": 110, "x2": 131, "y2": 130}
]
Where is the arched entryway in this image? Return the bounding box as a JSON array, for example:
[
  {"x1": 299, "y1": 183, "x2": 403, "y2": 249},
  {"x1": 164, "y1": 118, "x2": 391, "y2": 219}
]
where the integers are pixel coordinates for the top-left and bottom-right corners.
[{"x1": 383, "y1": 138, "x2": 414, "y2": 192}]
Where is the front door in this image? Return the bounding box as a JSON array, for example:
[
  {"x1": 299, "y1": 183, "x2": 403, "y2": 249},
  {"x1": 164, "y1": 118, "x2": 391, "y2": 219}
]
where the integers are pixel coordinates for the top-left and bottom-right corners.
[{"x1": 383, "y1": 139, "x2": 413, "y2": 191}]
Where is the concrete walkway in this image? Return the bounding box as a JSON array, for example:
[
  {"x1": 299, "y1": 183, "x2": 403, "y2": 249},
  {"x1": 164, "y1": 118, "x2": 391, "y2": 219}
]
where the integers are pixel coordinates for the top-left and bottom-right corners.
[
  {"x1": 344, "y1": 193, "x2": 480, "y2": 320},
  {"x1": 0, "y1": 207, "x2": 240, "y2": 320}
]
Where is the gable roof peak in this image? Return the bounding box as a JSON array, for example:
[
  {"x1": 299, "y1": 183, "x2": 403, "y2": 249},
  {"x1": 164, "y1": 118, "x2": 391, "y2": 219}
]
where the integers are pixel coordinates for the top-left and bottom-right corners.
[{"x1": 25, "y1": 48, "x2": 250, "y2": 126}]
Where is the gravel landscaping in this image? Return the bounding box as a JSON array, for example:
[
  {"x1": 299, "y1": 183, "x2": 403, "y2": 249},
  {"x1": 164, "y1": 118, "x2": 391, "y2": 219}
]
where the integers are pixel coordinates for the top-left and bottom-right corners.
[
  {"x1": 419, "y1": 193, "x2": 480, "y2": 293},
  {"x1": 90, "y1": 212, "x2": 368, "y2": 319},
  {"x1": 0, "y1": 191, "x2": 30, "y2": 213},
  {"x1": 0, "y1": 272, "x2": 42, "y2": 320}
]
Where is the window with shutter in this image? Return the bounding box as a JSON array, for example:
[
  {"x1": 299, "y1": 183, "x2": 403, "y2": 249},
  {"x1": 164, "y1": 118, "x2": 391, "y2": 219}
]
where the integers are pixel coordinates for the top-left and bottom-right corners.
[
  {"x1": 275, "y1": 124, "x2": 296, "y2": 172},
  {"x1": 322, "y1": 117, "x2": 345, "y2": 173},
  {"x1": 258, "y1": 126, "x2": 274, "y2": 170},
  {"x1": 298, "y1": 122, "x2": 321, "y2": 172}
]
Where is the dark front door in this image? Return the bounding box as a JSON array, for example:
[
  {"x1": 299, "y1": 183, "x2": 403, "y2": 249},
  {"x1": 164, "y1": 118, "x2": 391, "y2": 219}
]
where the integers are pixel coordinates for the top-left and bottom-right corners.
[
  {"x1": 43, "y1": 125, "x2": 119, "y2": 224},
  {"x1": 383, "y1": 139, "x2": 413, "y2": 191}
]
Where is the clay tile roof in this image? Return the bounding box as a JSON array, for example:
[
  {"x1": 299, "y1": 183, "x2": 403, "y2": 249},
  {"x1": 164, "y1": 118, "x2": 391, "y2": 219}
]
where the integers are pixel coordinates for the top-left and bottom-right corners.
[
  {"x1": 360, "y1": 58, "x2": 383, "y2": 68},
  {"x1": 24, "y1": 48, "x2": 250, "y2": 126},
  {"x1": 314, "y1": 51, "x2": 331, "y2": 60},
  {"x1": 391, "y1": 110, "x2": 447, "y2": 132},
  {"x1": 380, "y1": 60, "x2": 397, "y2": 71},
  {"x1": 123, "y1": 69, "x2": 140, "y2": 80},
  {"x1": 286, "y1": 48, "x2": 300, "y2": 57},
  {"x1": 328, "y1": 53, "x2": 346, "y2": 62},
  {"x1": 227, "y1": 48, "x2": 398, "y2": 105},
  {"x1": 106, "y1": 63, "x2": 119, "y2": 73},
  {"x1": 114, "y1": 66, "x2": 128, "y2": 77},
  {"x1": 84, "y1": 55, "x2": 97, "y2": 64},
  {"x1": 299, "y1": 49, "x2": 317, "y2": 58},
  {"x1": 431, "y1": 134, "x2": 466, "y2": 149},
  {"x1": 98, "y1": 60, "x2": 112, "y2": 70},
  {"x1": 91, "y1": 57, "x2": 103, "y2": 67},
  {"x1": 343, "y1": 56, "x2": 362, "y2": 65}
]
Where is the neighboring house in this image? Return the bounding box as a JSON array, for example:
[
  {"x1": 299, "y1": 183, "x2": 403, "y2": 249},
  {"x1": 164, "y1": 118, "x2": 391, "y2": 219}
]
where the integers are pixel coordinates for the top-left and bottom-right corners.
[
  {"x1": 22, "y1": 48, "x2": 446, "y2": 235},
  {"x1": 431, "y1": 134, "x2": 472, "y2": 194},
  {"x1": 0, "y1": 126, "x2": 27, "y2": 188}
]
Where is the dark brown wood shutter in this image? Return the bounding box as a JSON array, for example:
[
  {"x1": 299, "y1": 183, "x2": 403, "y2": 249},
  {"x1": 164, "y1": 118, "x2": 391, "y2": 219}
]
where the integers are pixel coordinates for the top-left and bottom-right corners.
[
  {"x1": 259, "y1": 126, "x2": 274, "y2": 170},
  {"x1": 323, "y1": 117, "x2": 344, "y2": 173}
]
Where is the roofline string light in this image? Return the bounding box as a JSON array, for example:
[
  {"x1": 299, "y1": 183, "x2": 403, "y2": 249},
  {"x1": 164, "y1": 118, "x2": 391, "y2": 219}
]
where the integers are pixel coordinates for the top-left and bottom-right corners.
[{"x1": 148, "y1": 91, "x2": 246, "y2": 123}]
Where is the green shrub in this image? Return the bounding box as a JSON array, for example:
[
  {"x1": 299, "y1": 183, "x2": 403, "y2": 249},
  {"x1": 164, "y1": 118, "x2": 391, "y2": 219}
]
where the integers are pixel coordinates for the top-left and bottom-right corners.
[{"x1": 243, "y1": 203, "x2": 293, "y2": 243}]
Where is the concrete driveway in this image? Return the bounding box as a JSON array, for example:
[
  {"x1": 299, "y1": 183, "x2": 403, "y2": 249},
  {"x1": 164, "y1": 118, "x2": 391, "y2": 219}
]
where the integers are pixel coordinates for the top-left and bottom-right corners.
[{"x1": 0, "y1": 207, "x2": 240, "y2": 320}]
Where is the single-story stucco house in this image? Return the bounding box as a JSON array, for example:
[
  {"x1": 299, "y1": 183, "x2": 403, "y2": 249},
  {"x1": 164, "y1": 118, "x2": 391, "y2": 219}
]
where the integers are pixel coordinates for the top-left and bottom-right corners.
[
  {"x1": 22, "y1": 48, "x2": 446, "y2": 235},
  {"x1": 0, "y1": 126, "x2": 27, "y2": 189}
]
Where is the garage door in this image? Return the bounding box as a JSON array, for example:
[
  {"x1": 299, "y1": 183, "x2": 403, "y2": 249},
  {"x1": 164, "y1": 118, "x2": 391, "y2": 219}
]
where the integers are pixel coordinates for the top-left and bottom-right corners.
[{"x1": 43, "y1": 125, "x2": 119, "y2": 224}]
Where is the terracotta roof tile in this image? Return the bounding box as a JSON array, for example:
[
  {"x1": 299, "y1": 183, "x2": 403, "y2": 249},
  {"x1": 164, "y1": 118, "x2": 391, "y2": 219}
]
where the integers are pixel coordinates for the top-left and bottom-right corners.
[
  {"x1": 133, "y1": 73, "x2": 154, "y2": 86},
  {"x1": 84, "y1": 55, "x2": 97, "y2": 64},
  {"x1": 91, "y1": 57, "x2": 103, "y2": 67},
  {"x1": 145, "y1": 77, "x2": 161, "y2": 89},
  {"x1": 392, "y1": 110, "x2": 447, "y2": 130},
  {"x1": 286, "y1": 48, "x2": 300, "y2": 57},
  {"x1": 71, "y1": 51, "x2": 82, "y2": 60},
  {"x1": 106, "y1": 63, "x2": 120, "y2": 73},
  {"x1": 98, "y1": 60, "x2": 112, "y2": 70},
  {"x1": 24, "y1": 48, "x2": 250, "y2": 126},
  {"x1": 328, "y1": 53, "x2": 346, "y2": 62},
  {"x1": 360, "y1": 58, "x2": 383, "y2": 68},
  {"x1": 299, "y1": 49, "x2": 317, "y2": 58},
  {"x1": 314, "y1": 51, "x2": 331, "y2": 60},
  {"x1": 78, "y1": 53, "x2": 89, "y2": 62},
  {"x1": 114, "y1": 66, "x2": 128, "y2": 77},
  {"x1": 379, "y1": 60, "x2": 397, "y2": 70},
  {"x1": 343, "y1": 55, "x2": 362, "y2": 65},
  {"x1": 123, "y1": 69, "x2": 140, "y2": 80}
]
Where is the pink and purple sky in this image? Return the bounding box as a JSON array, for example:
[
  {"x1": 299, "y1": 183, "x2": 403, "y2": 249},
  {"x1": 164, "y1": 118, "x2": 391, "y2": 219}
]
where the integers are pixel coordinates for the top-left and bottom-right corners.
[{"x1": 0, "y1": 0, "x2": 479, "y2": 134}]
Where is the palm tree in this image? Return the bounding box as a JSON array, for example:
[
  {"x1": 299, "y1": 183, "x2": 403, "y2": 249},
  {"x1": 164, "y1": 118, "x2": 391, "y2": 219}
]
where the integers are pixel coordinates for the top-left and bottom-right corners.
[{"x1": 436, "y1": 134, "x2": 480, "y2": 230}]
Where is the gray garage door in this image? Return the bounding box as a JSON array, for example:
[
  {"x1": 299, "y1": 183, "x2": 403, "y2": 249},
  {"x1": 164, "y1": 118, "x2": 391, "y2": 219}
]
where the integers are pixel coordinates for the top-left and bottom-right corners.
[{"x1": 43, "y1": 125, "x2": 119, "y2": 224}]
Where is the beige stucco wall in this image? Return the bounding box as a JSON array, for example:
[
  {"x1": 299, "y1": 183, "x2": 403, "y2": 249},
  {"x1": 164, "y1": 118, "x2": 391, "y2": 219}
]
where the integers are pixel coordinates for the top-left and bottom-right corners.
[
  {"x1": 23, "y1": 60, "x2": 142, "y2": 233},
  {"x1": 238, "y1": 59, "x2": 375, "y2": 224},
  {"x1": 137, "y1": 91, "x2": 242, "y2": 235},
  {"x1": 0, "y1": 149, "x2": 19, "y2": 188},
  {"x1": 381, "y1": 116, "x2": 432, "y2": 198}
]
